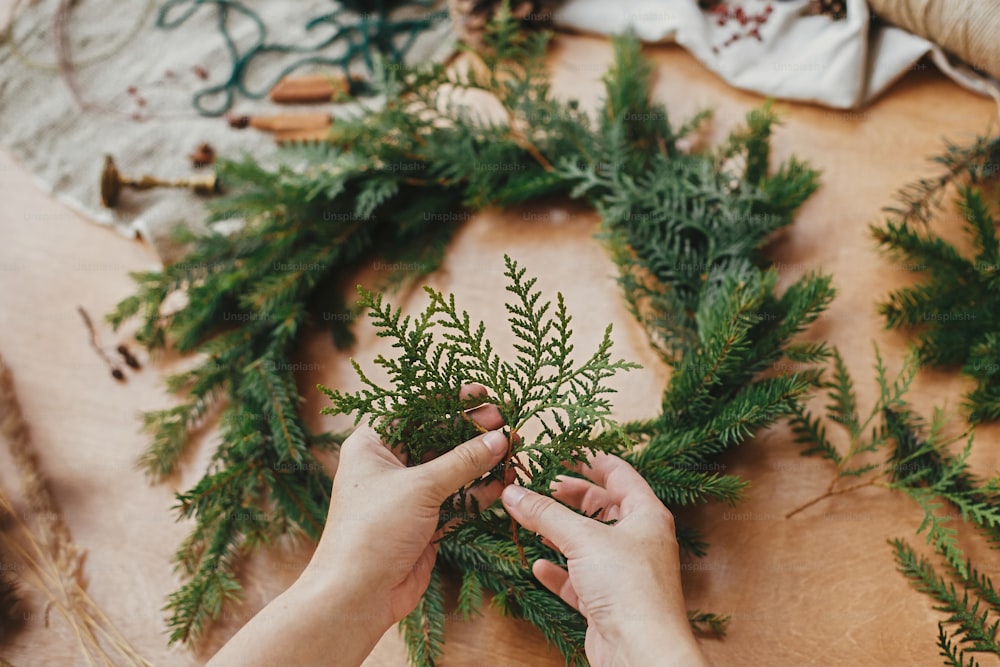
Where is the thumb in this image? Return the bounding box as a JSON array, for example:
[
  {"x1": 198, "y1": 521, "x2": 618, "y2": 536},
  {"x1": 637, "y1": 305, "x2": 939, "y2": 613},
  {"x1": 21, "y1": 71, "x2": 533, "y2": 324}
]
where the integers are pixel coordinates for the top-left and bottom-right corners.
[
  {"x1": 418, "y1": 430, "x2": 509, "y2": 502},
  {"x1": 502, "y1": 485, "x2": 592, "y2": 556}
]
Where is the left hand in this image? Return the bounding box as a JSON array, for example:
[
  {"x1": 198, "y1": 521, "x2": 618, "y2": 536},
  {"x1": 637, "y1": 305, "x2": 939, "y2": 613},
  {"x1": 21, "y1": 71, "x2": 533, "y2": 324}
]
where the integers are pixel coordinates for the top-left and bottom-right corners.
[{"x1": 304, "y1": 384, "x2": 511, "y2": 630}]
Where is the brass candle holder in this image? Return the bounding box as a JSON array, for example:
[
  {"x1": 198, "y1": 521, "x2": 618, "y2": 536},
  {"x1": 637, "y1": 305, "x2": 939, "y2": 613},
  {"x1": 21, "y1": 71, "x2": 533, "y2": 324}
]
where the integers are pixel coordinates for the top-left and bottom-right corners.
[{"x1": 99, "y1": 155, "x2": 220, "y2": 208}]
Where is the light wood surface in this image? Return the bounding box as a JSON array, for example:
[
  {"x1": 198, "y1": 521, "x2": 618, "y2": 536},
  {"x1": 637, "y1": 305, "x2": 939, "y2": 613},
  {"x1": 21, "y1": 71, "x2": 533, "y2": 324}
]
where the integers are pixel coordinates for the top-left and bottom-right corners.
[{"x1": 1, "y1": 23, "x2": 1000, "y2": 667}]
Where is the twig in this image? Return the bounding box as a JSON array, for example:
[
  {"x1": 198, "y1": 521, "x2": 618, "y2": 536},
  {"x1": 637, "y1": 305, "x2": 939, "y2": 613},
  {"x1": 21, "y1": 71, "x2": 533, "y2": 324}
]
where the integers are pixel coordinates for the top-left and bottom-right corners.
[
  {"x1": 77, "y1": 307, "x2": 124, "y2": 381},
  {"x1": 0, "y1": 353, "x2": 151, "y2": 666},
  {"x1": 504, "y1": 428, "x2": 528, "y2": 567},
  {"x1": 785, "y1": 479, "x2": 879, "y2": 519}
]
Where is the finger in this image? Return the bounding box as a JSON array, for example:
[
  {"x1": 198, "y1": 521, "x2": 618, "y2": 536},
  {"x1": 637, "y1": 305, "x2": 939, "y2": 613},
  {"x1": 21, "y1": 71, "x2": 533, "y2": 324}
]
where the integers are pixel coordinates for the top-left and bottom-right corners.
[
  {"x1": 572, "y1": 453, "x2": 660, "y2": 512},
  {"x1": 367, "y1": 417, "x2": 410, "y2": 465},
  {"x1": 532, "y1": 559, "x2": 580, "y2": 612},
  {"x1": 437, "y1": 461, "x2": 518, "y2": 533},
  {"x1": 465, "y1": 403, "x2": 504, "y2": 431},
  {"x1": 460, "y1": 383, "x2": 505, "y2": 432},
  {"x1": 392, "y1": 542, "x2": 438, "y2": 621},
  {"x1": 502, "y1": 486, "x2": 593, "y2": 556},
  {"x1": 550, "y1": 475, "x2": 614, "y2": 517},
  {"x1": 459, "y1": 383, "x2": 489, "y2": 402},
  {"x1": 418, "y1": 430, "x2": 509, "y2": 502},
  {"x1": 341, "y1": 425, "x2": 396, "y2": 465}
]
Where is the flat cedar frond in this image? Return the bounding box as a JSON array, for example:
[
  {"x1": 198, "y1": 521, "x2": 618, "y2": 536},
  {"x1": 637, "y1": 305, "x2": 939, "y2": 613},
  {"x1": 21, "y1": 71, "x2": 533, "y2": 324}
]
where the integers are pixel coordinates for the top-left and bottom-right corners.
[
  {"x1": 321, "y1": 254, "x2": 638, "y2": 500},
  {"x1": 872, "y1": 136, "x2": 1000, "y2": 422}
]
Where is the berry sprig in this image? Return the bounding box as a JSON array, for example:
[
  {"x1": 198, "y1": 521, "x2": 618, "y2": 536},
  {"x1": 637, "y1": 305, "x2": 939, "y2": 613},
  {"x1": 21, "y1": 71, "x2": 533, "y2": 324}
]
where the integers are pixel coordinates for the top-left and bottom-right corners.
[{"x1": 706, "y1": 2, "x2": 774, "y2": 53}]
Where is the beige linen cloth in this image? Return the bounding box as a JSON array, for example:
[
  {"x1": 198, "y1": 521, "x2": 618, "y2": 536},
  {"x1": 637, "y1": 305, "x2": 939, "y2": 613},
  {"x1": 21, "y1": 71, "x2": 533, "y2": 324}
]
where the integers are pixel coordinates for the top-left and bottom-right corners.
[
  {"x1": 554, "y1": 0, "x2": 1000, "y2": 110},
  {"x1": 0, "y1": 0, "x2": 453, "y2": 262},
  {"x1": 1, "y1": 0, "x2": 998, "y2": 261}
]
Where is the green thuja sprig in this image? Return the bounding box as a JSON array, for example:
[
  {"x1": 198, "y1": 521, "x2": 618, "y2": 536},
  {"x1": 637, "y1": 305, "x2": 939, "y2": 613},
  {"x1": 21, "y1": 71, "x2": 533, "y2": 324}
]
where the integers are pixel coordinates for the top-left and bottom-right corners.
[
  {"x1": 791, "y1": 347, "x2": 1000, "y2": 665},
  {"x1": 321, "y1": 256, "x2": 637, "y2": 666},
  {"x1": 321, "y1": 255, "x2": 637, "y2": 493},
  {"x1": 872, "y1": 136, "x2": 1000, "y2": 422}
]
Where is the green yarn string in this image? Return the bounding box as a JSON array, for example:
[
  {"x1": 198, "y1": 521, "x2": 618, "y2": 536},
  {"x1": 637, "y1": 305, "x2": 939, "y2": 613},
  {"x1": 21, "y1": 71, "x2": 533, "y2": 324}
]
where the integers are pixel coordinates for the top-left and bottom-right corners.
[{"x1": 156, "y1": 0, "x2": 445, "y2": 116}]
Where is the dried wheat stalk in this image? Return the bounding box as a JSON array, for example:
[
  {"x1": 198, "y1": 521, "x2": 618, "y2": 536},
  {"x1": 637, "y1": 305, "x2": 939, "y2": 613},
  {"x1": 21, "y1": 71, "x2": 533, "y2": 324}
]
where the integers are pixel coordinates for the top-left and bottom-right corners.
[{"x1": 0, "y1": 354, "x2": 151, "y2": 667}]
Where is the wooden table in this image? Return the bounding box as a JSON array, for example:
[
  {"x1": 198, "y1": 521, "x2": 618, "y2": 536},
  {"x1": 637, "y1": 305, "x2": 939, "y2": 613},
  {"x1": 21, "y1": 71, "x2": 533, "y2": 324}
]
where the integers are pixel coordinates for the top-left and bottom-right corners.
[{"x1": 1, "y1": 26, "x2": 999, "y2": 667}]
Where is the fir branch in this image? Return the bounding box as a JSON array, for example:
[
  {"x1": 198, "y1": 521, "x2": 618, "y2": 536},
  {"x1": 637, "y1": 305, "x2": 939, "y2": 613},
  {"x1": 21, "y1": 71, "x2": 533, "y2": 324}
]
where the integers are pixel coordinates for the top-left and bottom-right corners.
[
  {"x1": 687, "y1": 609, "x2": 729, "y2": 638},
  {"x1": 400, "y1": 566, "x2": 446, "y2": 667},
  {"x1": 794, "y1": 348, "x2": 1000, "y2": 664},
  {"x1": 872, "y1": 136, "x2": 1000, "y2": 422},
  {"x1": 938, "y1": 623, "x2": 982, "y2": 667},
  {"x1": 892, "y1": 540, "x2": 1000, "y2": 655}
]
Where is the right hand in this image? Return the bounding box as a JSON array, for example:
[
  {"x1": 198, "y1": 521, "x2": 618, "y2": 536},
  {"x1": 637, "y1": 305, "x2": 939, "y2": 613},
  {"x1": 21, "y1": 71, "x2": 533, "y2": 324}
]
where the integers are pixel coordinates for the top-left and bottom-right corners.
[{"x1": 501, "y1": 453, "x2": 708, "y2": 667}]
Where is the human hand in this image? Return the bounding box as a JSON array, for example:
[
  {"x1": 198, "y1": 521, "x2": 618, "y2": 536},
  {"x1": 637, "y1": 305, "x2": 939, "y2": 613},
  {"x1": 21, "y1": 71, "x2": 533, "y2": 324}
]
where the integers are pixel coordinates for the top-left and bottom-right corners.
[
  {"x1": 303, "y1": 384, "x2": 511, "y2": 636},
  {"x1": 502, "y1": 453, "x2": 707, "y2": 667},
  {"x1": 206, "y1": 385, "x2": 511, "y2": 667}
]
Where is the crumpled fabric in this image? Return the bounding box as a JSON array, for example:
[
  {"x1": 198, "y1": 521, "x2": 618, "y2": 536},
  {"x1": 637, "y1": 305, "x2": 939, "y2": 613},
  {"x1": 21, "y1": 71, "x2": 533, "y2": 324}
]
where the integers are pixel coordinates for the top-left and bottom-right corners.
[{"x1": 553, "y1": 0, "x2": 999, "y2": 110}]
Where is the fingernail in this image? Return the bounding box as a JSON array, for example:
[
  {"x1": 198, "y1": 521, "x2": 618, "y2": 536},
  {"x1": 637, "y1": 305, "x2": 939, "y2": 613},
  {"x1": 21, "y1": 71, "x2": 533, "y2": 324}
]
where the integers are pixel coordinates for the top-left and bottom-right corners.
[
  {"x1": 482, "y1": 430, "x2": 508, "y2": 456},
  {"x1": 502, "y1": 484, "x2": 528, "y2": 507}
]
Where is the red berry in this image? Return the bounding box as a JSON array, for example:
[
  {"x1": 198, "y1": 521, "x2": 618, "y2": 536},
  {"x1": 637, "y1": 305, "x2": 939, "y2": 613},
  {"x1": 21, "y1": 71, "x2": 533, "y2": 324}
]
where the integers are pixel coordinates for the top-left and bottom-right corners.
[
  {"x1": 137, "y1": 97, "x2": 146, "y2": 107},
  {"x1": 127, "y1": 85, "x2": 137, "y2": 95},
  {"x1": 717, "y1": 17, "x2": 726, "y2": 25}
]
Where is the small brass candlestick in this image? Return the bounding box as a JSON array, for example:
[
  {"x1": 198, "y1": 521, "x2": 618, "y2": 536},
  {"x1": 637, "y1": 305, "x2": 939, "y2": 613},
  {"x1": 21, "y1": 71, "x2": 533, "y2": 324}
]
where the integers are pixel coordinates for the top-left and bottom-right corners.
[{"x1": 100, "y1": 155, "x2": 220, "y2": 208}]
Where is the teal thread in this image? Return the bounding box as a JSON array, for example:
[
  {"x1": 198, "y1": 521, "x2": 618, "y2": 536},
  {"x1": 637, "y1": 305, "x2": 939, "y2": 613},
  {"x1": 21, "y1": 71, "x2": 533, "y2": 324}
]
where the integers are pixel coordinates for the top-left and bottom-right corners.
[{"x1": 156, "y1": 0, "x2": 445, "y2": 116}]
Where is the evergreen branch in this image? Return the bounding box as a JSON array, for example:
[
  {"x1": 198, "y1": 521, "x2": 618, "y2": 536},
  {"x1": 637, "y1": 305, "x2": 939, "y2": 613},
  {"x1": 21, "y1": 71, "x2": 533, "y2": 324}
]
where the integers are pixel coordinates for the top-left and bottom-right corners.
[
  {"x1": 892, "y1": 539, "x2": 1000, "y2": 655},
  {"x1": 883, "y1": 136, "x2": 1000, "y2": 225},
  {"x1": 321, "y1": 256, "x2": 637, "y2": 543},
  {"x1": 938, "y1": 623, "x2": 982, "y2": 667},
  {"x1": 872, "y1": 135, "x2": 1000, "y2": 421},
  {"x1": 687, "y1": 609, "x2": 729, "y2": 638},
  {"x1": 401, "y1": 566, "x2": 446, "y2": 667},
  {"x1": 794, "y1": 347, "x2": 1000, "y2": 664}
]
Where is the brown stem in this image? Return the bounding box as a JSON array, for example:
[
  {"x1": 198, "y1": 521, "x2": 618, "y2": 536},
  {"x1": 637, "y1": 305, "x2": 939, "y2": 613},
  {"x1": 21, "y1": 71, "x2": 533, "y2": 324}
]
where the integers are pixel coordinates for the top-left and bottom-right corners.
[
  {"x1": 505, "y1": 427, "x2": 528, "y2": 567},
  {"x1": 460, "y1": 409, "x2": 489, "y2": 434},
  {"x1": 785, "y1": 479, "x2": 879, "y2": 519},
  {"x1": 77, "y1": 306, "x2": 124, "y2": 380}
]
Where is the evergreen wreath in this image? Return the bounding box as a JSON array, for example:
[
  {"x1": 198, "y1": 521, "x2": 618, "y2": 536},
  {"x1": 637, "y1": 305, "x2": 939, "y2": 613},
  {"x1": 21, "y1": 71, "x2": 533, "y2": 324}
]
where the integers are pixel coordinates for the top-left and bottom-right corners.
[{"x1": 109, "y1": 6, "x2": 833, "y2": 662}]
